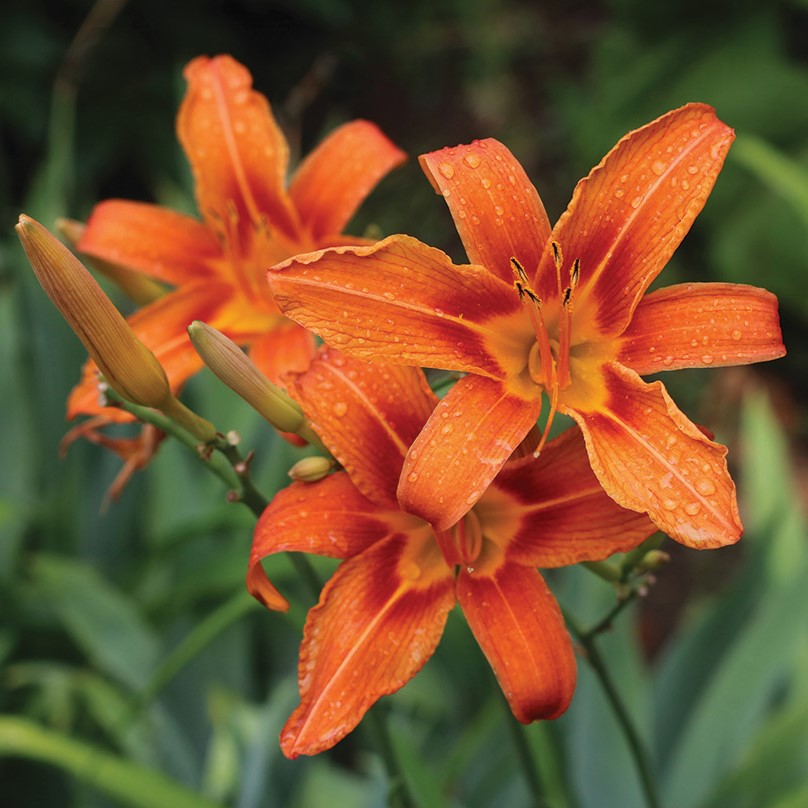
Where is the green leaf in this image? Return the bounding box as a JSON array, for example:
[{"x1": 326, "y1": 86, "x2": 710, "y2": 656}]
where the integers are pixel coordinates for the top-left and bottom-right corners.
[
  {"x1": 660, "y1": 395, "x2": 808, "y2": 807},
  {"x1": 0, "y1": 716, "x2": 221, "y2": 808},
  {"x1": 30, "y1": 553, "x2": 160, "y2": 691}
]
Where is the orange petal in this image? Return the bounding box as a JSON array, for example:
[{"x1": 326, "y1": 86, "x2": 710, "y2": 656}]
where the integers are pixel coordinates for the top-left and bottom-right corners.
[
  {"x1": 67, "y1": 281, "x2": 229, "y2": 417},
  {"x1": 457, "y1": 563, "x2": 576, "y2": 722},
  {"x1": 248, "y1": 322, "x2": 317, "y2": 388},
  {"x1": 569, "y1": 362, "x2": 742, "y2": 547},
  {"x1": 616, "y1": 282, "x2": 786, "y2": 374},
  {"x1": 420, "y1": 138, "x2": 551, "y2": 283},
  {"x1": 178, "y1": 55, "x2": 299, "y2": 239},
  {"x1": 269, "y1": 234, "x2": 527, "y2": 376},
  {"x1": 280, "y1": 532, "x2": 455, "y2": 758},
  {"x1": 398, "y1": 375, "x2": 541, "y2": 531},
  {"x1": 288, "y1": 348, "x2": 437, "y2": 507},
  {"x1": 78, "y1": 200, "x2": 222, "y2": 286},
  {"x1": 290, "y1": 120, "x2": 406, "y2": 243},
  {"x1": 537, "y1": 104, "x2": 734, "y2": 338},
  {"x1": 478, "y1": 427, "x2": 657, "y2": 567}
]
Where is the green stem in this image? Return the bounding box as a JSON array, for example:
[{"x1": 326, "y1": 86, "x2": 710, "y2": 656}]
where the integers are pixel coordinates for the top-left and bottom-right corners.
[
  {"x1": 566, "y1": 611, "x2": 660, "y2": 808},
  {"x1": 365, "y1": 708, "x2": 416, "y2": 808},
  {"x1": 499, "y1": 690, "x2": 552, "y2": 807}
]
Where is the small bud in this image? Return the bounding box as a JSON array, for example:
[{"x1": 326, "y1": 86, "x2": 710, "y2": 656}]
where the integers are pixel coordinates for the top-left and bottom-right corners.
[
  {"x1": 16, "y1": 214, "x2": 171, "y2": 409},
  {"x1": 56, "y1": 218, "x2": 165, "y2": 305},
  {"x1": 636, "y1": 550, "x2": 671, "y2": 574},
  {"x1": 188, "y1": 320, "x2": 305, "y2": 433},
  {"x1": 288, "y1": 456, "x2": 335, "y2": 482}
]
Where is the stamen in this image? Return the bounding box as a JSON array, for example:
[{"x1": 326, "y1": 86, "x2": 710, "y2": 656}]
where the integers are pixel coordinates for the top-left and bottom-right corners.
[
  {"x1": 511, "y1": 257, "x2": 554, "y2": 388},
  {"x1": 556, "y1": 258, "x2": 580, "y2": 391},
  {"x1": 221, "y1": 199, "x2": 261, "y2": 303}
]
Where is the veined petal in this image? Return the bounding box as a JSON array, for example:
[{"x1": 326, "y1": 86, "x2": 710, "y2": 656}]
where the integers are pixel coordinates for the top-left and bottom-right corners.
[
  {"x1": 616, "y1": 282, "x2": 786, "y2": 374},
  {"x1": 569, "y1": 362, "x2": 742, "y2": 547},
  {"x1": 477, "y1": 428, "x2": 657, "y2": 568},
  {"x1": 67, "y1": 281, "x2": 229, "y2": 417},
  {"x1": 537, "y1": 104, "x2": 734, "y2": 339},
  {"x1": 178, "y1": 55, "x2": 299, "y2": 239},
  {"x1": 398, "y1": 374, "x2": 541, "y2": 531},
  {"x1": 420, "y1": 139, "x2": 551, "y2": 283},
  {"x1": 78, "y1": 200, "x2": 222, "y2": 286},
  {"x1": 280, "y1": 531, "x2": 455, "y2": 758},
  {"x1": 457, "y1": 563, "x2": 576, "y2": 723},
  {"x1": 290, "y1": 120, "x2": 406, "y2": 242},
  {"x1": 269, "y1": 234, "x2": 529, "y2": 376},
  {"x1": 248, "y1": 473, "x2": 412, "y2": 611},
  {"x1": 289, "y1": 348, "x2": 437, "y2": 507},
  {"x1": 248, "y1": 322, "x2": 317, "y2": 387}
]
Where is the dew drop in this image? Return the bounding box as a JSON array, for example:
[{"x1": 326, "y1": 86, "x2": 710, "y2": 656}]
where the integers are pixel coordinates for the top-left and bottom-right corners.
[
  {"x1": 681, "y1": 179, "x2": 690, "y2": 191},
  {"x1": 614, "y1": 188, "x2": 625, "y2": 198},
  {"x1": 701, "y1": 354, "x2": 714, "y2": 364},
  {"x1": 651, "y1": 160, "x2": 667, "y2": 176},
  {"x1": 407, "y1": 471, "x2": 418, "y2": 483},
  {"x1": 434, "y1": 307, "x2": 445, "y2": 317},
  {"x1": 383, "y1": 291, "x2": 396, "y2": 300},
  {"x1": 687, "y1": 164, "x2": 699, "y2": 175},
  {"x1": 438, "y1": 162, "x2": 454, "y2": 179},
  {"x1": 401, "y1": 561, "x2": 421, "y2": 580},
  {"x1": 630, "y1": 196, "x2": 643, "y2": 209},
  {"x1": 731, "y1": 329, "x2": 742, "y2": 340},
  {"x1": 662, "y1": 355, "x2": 674, "y2": 366},
  {"x1": 464, "y1": 153, "x2": 481, "y2": 168},
  {"x1": 684, "y1": 502, "x2": 702, "y2": 516},
  {"x1": 696, "y1": 479, "x2": 716, "y2": 496},
  {"x1": 333, "y1": 401, "x2": 348, "y2": 417},
  {"x1": 662, "y1": 498, "x2": 678, "y2": 511},
  {"x1": 471, "y1": 215, "x2": 481, "y2": 225},
  {"x1": 494, "y1": 205, "x2": 504, "y2": 216},
  {"x1": 481, "y1": 177, "x2": 492, "y2": 189},
  {"x1": 458, "y1": 209, "x2": 467, "y2": 219}
]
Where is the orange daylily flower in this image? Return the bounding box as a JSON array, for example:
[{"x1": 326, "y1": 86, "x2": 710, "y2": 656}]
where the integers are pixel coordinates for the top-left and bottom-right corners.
[
  {"x1": 248, "y1": 347, "x2": 657, "y2": 758},
  {"x1": 66, "y1": 54, "x2": 405, "y2": 470},
  {"x1": 267, "y1": 104, "x2": 785, "y2": 547}
]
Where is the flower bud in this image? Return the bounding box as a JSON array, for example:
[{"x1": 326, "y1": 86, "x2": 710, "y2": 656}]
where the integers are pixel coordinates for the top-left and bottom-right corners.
[
  {"x1": 57, "y1": 218, "x2": 165, "y2": 306},
  {"x1": 636, "y1": 549, "x2": 671, "y2": 573},
  {"x1": 188, "y1": 320, "x2": 305, "y2": 433},
  {"x1": 17, "y1": 214, "x2": 171, "y2": 410},
  {"x1": 288, "y1": 456, "x2": 335, "y2": 482}
]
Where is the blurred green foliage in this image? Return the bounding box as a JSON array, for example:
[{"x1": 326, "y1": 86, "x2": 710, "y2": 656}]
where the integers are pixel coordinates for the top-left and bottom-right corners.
[{"x1": 1, "y1": 0, "x2": 807, "y2": 806}]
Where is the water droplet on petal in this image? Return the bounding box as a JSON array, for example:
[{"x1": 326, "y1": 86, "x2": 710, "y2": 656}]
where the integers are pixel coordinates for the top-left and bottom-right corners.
[
  {"x1": 701, "y1": 354, "x2": 714, "y2": 364},
  {"x1": 731, "y1": 329, "x2": 742, "y2": 340},
  {"x1": 438, "y1": 162, "x2": 454, "y2": 179},
  {"x1": 630, "y1": 195, "x2": 643, "y2": 209},
  {"x1": 481, "y1": 177, "x2": 492, "y2": 189},
  {"x1": 696, "y1": 479, "x2": 716, "y2": 496},
  {"x1": 684, "y1": 502, "x2": 701, "y2": 515},
  {"x1": 384, "y1": 291, "x2": 396, "y2": 300},
  {"x1": 464, "y1": 153, "x2": 480, "y2": 168},
  {"x1": 651, "y1": 160, "x2": 666, "y2": 176},
  {"x1": 333, "y1": 401, "x2": 348, "y2": 417},
  {"x1": 407, "y1": 471, "x2": 418, "y2": 483},
  {"x1": 662, "y1": 498, "x2": 678, "y2": 511},
  {"x1": 687, "y1": 164, "x2": 699, "y2": 175}
]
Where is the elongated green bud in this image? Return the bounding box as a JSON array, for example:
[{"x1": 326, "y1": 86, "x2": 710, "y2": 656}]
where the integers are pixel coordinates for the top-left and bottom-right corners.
[
  {"x1": 17, "y1": 215, "x2": 216, "y2": 443},
  {"x1": 188, "y1": 320, "x2": 306, "y2": 433},
  {"x1": 17, "y1": 214, "x2": 171, "y2": 409}
]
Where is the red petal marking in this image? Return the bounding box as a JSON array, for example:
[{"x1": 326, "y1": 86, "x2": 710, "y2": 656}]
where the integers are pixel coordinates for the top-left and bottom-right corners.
[
  {"x1": 269, "y1": 234, "x2": 529, "y2": 377},
  {"x1": 66, "y1": 281, "x2": 229, "y2": 418},
  {"x1": 290, "y1": 120, "x2": 406, "y2": 243},
  {"x1": 178, "y1": 55, "x2": 299, "y2": 239},
  {"x1": 289, "y1": 348, "x2": 437, "y2": 507},
  {"x1": 251, "y1": 473, "x2": 404, "y2": 561},
  {"x1": 419, "y1": 139, "x2": 551, "y2": 284},
  {"x1": 570, "y1": 362, "x2": 742, "y2": 547},
  {"x1": 280, "y1": 532, "x2": 454, "y2": 758},
  {"x1": 398, "y1": 374, "x2": 541, "y2": 531},
  {"x1": 247, "y1": 323, "x2": 317, "y2": 388},
  {"x1": 616, "y1": 282, "x2": 786, "y2": 374},
  {"x1": 478, "y1": 428, "x2": 657, "y2": 567},
  {"x1": 78, "y1": 200, "x2": 221, "y2": 286},
  {"x1": 536, "y1": 104, "x2": 734, "y2": 339},
  {"x1": 457, "y1": 563, "x2": 576, "y2": 722}
]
